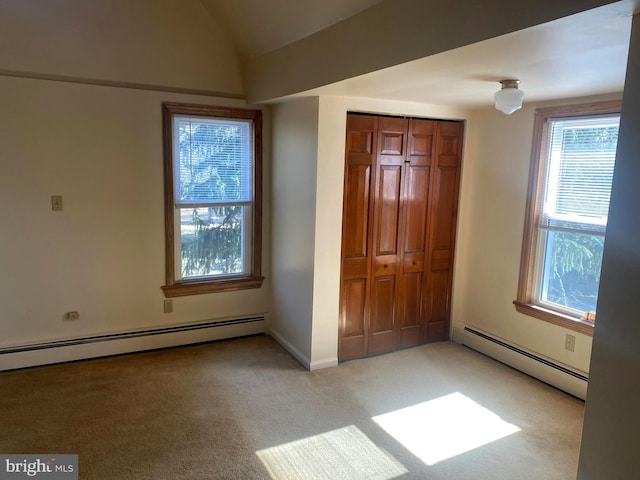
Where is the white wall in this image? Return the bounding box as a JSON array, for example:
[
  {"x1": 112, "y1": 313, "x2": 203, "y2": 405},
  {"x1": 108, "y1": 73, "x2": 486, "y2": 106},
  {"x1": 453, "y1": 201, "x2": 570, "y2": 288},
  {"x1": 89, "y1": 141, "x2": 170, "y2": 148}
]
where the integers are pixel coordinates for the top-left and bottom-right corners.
[
  {"x1": 452, "y1": 94, "x2": 620, "y2": 374},
  {"x1": 270, "y1": 97, "x2": 320, "y2": 367},
  {"x1": 0, "y1": 78, "x2": 270, "y2": 348},
  {"x1": 0, "y1": 1, "x2": 271, "y2": 354},
  {"x1": 0, "y1": 0, "x2": 243, "y2": 95}
]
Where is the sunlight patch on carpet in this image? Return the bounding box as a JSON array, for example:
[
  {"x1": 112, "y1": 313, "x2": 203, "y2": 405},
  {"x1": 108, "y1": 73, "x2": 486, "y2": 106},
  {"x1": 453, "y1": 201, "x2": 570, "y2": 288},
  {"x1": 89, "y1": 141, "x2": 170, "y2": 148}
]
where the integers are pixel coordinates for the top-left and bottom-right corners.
[
  {"x1": 372, "y1": 392, "x2": 521, "y2": 466},
  {"x1": 256, "y1": 425, "x2": 407, "y2": 480}
]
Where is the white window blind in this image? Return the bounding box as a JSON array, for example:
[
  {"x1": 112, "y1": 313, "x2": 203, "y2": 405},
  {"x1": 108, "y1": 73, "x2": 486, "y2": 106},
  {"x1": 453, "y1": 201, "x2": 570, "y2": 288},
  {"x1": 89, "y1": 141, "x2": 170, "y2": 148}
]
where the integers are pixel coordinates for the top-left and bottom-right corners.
[
  {"x1": 539, "y1": 115, "x2": 619, "y2": 235},
  {"x1": 173, "y1": 115, "x2": 253, "y2": 206}
]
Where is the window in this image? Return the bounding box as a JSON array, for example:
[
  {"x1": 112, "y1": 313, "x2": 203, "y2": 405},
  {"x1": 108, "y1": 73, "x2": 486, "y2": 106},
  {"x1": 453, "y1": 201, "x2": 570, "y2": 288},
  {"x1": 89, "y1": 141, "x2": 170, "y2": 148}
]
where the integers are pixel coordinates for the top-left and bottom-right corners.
[
  {"x1": 161, "y1": 103, "x2": 263, "y2": 297},
  {"x1": 515, "y1": 100, "x2": 621, "y2": 334}
]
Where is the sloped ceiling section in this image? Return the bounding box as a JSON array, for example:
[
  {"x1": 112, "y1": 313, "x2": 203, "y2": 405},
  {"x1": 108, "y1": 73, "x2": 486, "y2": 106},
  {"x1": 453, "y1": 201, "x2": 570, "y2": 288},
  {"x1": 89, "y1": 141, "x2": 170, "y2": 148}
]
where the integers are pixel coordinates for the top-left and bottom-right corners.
[
  {"x1": 199, "y1": 0, "x2": 384, "y2": 58},
  {"x1": 242, "y1": 0, "x2": 622, "y2": 103},
  {"x1": 0, "y1": 0, "x2": 245, "y2": 95}
]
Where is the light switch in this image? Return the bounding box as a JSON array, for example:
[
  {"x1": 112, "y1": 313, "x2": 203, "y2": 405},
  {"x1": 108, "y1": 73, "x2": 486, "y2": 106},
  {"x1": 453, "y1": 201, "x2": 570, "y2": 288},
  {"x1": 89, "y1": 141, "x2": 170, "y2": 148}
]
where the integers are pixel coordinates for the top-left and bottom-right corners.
[{"x1": 51, "y1": 195, "x2": 63, "y2": 211}]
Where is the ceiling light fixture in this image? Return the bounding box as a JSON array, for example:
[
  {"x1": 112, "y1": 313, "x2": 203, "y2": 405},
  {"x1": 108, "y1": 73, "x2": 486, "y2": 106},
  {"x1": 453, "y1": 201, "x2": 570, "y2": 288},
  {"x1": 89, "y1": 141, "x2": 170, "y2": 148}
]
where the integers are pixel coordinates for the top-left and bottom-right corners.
[{"x1": 494, "y1": 79, "x2": 524, "y2": 114}]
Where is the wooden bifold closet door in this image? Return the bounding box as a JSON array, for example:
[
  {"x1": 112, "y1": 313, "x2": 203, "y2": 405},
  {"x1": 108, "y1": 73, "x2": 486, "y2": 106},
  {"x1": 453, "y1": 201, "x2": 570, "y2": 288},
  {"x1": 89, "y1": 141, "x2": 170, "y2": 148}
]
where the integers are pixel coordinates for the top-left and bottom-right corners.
[{"x1": 339, "y1": 113, "x2": 463, "y2": 362}]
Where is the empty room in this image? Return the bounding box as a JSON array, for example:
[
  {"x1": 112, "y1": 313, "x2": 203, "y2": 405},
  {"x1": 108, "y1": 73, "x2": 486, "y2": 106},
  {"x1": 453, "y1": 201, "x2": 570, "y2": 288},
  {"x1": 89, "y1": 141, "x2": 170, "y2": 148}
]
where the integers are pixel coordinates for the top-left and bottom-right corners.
[{"x1": 1, "y1": 1, "x2": 639, "y2": 479}]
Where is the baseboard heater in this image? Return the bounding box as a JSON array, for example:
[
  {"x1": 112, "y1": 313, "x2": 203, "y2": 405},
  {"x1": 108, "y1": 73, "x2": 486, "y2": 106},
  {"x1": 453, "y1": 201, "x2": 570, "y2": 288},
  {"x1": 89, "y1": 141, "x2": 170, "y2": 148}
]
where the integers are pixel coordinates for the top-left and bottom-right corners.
[
  {"x1": 0, "y1": 316, "x2": 265, "y2": 371},
  {"x1": 453, "y1": 323, "x2": 588, "y2": 400}
]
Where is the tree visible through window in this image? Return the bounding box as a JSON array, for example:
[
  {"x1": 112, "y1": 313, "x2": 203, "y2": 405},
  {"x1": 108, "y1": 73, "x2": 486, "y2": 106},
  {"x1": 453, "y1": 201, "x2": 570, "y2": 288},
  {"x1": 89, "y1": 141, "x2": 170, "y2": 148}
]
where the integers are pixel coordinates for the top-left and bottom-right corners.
[
  {"x1": 515, "y1": 101, "x2": 621, "y2": 334},
  {"x1": 162, "y1": 104, "x2": 263, "y2": 297},
  {"x1": 175, "y1": 115, "x2": 250, "y2": 277}
]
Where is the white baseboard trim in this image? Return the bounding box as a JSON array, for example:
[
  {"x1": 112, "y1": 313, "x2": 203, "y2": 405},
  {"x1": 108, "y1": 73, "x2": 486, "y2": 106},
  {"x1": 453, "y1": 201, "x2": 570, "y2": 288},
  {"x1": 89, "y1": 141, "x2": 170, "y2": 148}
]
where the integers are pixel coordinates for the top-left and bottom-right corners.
[
  {"x1": 309, "y1": 357, "x2": 338, "y2": 371},
  {"x1": 0, "y1": 316, "x2": 265, "y2": 371},
  {"x1": 268, "y1": 328, "x2": 311, "y2": 370},
  {"x1": 452, "y1": 322, "x2": 588, "y2": 399}
]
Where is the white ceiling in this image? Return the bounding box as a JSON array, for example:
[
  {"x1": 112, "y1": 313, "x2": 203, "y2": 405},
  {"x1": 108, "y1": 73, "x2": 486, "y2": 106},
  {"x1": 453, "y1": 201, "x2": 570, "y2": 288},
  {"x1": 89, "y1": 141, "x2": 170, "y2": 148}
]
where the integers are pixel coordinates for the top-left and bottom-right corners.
[
  {"x1": 302, "y1": 2, "x2": 632, "y2": 108},
  {"x1": 199, "y1": 1, "x2": 632, "y2": 108}
]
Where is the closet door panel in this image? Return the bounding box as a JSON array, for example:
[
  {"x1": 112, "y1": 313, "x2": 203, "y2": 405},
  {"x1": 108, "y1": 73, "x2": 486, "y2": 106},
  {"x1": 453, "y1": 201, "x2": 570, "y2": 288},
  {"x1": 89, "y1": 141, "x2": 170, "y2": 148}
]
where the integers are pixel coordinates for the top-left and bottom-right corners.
[
  {"x1": 340, "y1": 113, "x2": 463, "y2": 360},
  {"x1": 369, "y1": 161, "x2": 401, "y2": 352},
  {"x1": 395, "y1": 160, "x2": 429, "y2": 348},
  {"x1": 342, "y1": 279, "x2": 367, "y2": 337},
  {"x1": 424, "y1": 121, "x2": 463, "y2": 343},
  {"x1": 375, "y1": 165, "x2": 402, "y2": 255},
  {"x1": 432, "y1": 166, "x2": 458, "y2": 250},
  {"x1": 343, "y1": 164, "x2": 371, "y2": 258},
  {"x1": 396, "y1": 118, "x2": 434, "y2": 349},
  {"x1": 397, "y1": 272, "x2": 423, "y2": 348},
  {"x1": 339, "y1": 114, "x2": 376, "y2": 361},
  {"x1": 369, "y1": 276, "x2": 397, "y2": 355},
  {"x1": 404, "y1": 165, "x2": 430, "y2": 252},
  {"x1": 369, "y1": 117, "x2": 407, "y2": 355},
  {"x1": 371, "y1": 276, "x2": 396, "y2": 333},
  {"x1": 425, "y1": 271, "x2": 450, "y2": 341}
]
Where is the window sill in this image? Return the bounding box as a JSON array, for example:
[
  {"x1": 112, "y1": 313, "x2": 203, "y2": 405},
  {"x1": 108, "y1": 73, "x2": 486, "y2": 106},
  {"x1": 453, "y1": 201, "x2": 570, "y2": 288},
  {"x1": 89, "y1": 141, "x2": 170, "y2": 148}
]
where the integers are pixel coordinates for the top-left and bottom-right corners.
[
  {"x1": 162, "y1": 276, "x2": 265, "y2": 297},
  {"x1": 513, "y1": 300, "x2": 594, "y2": 336}
]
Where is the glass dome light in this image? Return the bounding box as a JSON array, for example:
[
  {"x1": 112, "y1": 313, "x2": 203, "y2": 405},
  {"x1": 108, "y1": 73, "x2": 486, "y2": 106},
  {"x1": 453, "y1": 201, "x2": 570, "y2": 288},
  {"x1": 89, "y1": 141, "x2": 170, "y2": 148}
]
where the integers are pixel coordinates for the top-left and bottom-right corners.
[{"x1": 494, "y1": 79, "x2": 525, "y2": 114}]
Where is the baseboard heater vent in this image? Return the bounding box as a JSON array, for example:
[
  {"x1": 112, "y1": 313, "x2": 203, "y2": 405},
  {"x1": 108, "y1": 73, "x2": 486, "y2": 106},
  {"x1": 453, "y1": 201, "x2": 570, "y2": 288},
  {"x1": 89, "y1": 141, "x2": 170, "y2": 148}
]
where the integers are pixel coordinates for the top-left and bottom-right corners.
[
  {"x1": 0, "y1": 316, "x2": 265, "y2": 371},
  {"x1": 453, "y1": 323, "x2": 588, "y2": 400}
]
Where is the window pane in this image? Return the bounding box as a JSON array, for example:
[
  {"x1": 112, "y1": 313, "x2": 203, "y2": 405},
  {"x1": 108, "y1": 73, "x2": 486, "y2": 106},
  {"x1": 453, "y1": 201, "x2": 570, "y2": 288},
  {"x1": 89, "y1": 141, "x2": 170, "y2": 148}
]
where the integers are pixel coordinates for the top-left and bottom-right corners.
[
  {"x1": 540, "y1": 231, "x2": 604, "y2": 313},
  {"x1": 179, "y1": 206, "x2": 245, "y2": 278},
  {"x1": 541, "y1": 116, "x2": 618, "y2": 233},
  {"x1": 174, "y1": 116, "x2": 252, "y2": 204}
]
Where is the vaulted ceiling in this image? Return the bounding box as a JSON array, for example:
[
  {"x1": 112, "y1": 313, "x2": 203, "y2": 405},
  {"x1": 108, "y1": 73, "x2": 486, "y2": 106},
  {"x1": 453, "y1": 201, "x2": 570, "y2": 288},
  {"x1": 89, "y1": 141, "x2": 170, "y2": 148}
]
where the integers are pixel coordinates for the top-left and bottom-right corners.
[{"x1": 199, "y1": 0, "x2": 384, "y2": 58}]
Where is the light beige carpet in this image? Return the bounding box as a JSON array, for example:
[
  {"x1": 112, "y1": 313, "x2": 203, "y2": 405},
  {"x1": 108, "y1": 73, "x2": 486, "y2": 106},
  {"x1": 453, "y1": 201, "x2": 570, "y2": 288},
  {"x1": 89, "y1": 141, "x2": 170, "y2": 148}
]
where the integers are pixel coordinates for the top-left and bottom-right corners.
[{"x1": 0, "y1": 335, "x2": 584, "y2": 479}]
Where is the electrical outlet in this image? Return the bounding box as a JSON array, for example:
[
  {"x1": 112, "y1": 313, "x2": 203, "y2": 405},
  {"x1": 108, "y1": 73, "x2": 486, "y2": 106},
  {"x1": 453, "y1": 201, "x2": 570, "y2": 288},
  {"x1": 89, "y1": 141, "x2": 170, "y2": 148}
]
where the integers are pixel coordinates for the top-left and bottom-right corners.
[
  {"x1": 51, "y1": 195, "x2": 63, "y2": 211},
  {"x1": 164, "y1": 299, "x2": 173, "y2": 314},
  {"x1": 565, "y1": 334, "x2": 575, "y2": 352},
  {"x1": 66, "y1": 311, "x2": 80, "y2": 321}
]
